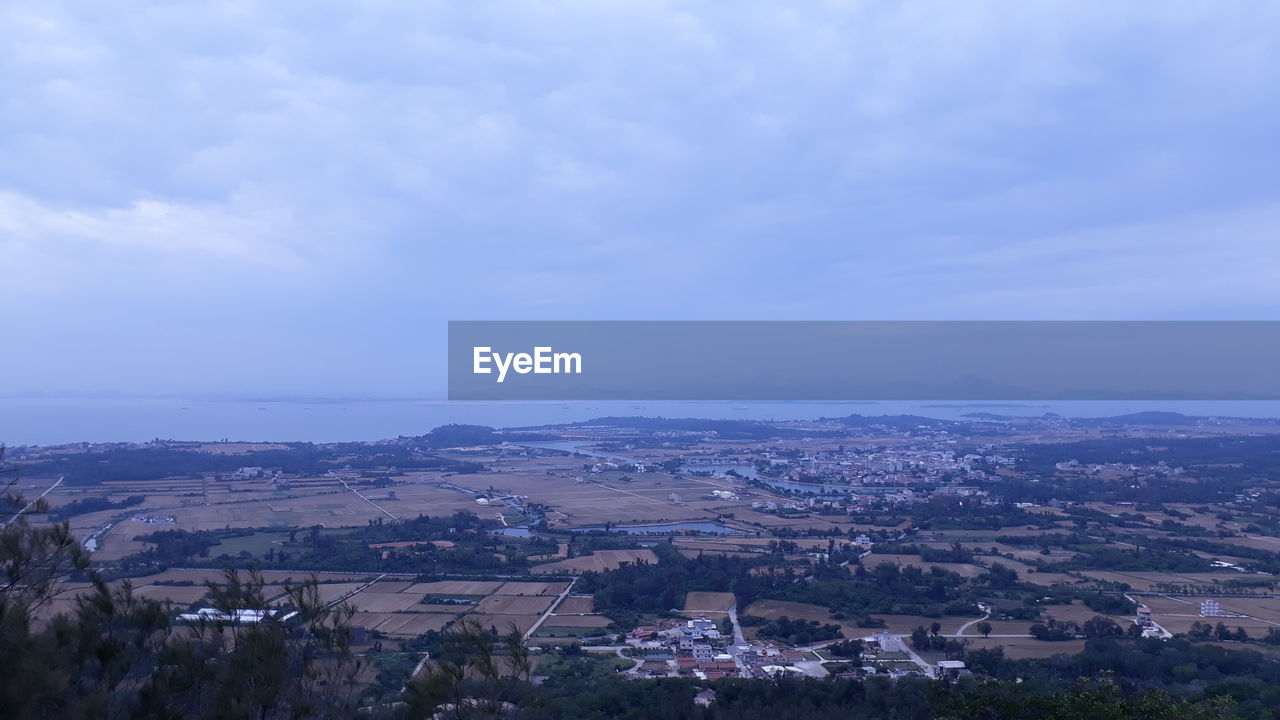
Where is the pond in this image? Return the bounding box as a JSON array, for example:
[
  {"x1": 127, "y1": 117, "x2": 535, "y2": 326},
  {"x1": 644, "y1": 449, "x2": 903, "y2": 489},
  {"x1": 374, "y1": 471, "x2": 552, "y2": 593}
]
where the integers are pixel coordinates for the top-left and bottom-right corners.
[
  {"x1": 679, "y1": 463, "x2": 758, "y2": 479},
  {"x1": 513, "y1": 441, "x2": 637, "y2": 463},
  {"x1": 489, "y1": 527, "x2": 534, "y2": 538},
  {"x1": 576, "y1": 521, "x2": 745, "y2": 535}
]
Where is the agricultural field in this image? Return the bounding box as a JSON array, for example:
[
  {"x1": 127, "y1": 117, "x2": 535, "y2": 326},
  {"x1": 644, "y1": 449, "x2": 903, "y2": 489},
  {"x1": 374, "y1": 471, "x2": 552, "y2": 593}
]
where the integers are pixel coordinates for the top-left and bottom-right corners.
[
  {"x1": 496, "y1": 581, "x2": 569, "y2": 596},
  {"x1": 131, "y1": 585, "x2": 215, "y2": 605},
  {"x1": 859, "y1": 553, "x2": 984, "y2": 578},
  {"x1": 956, "y1": 620, "x2": 1033, "y2": 637},
  {"x1": 467, "y1": 614, "x2": 539, "y2": 635},
  {"x1": 406, "y1": 580, "x2": 505, "y2": 596},
  {"x1": 476, "y1": 595, "x2": 555, "y2": 615},
  {"x1": 1076, "y1": 570, "x2": 1263, "y2": 591},
  {"x1": 536, "y1": 615, "x2": 612, "y2": 631},
  {"x1": 531, "y1": 549, "x2": 658, "y2": 574},
  {"x1": 1138, "y1": 594, "x2": 1280, "y2": 635},
  {"x1": 329, "y1": 577, "x2": 579, "y2": 639},
  {"x1": 554, "y1": 596, "x2": 595, "y2": 613},
  {"x1": 945, "y1": 637, "x2": 1089, "y2": 659},
  {"x1": 683, "y1": 591, "x2": 737, "y2": 612},
  {"x1": 1037, "y1": 600, "x2": 1129, "y2": 627},
  {"x1": 742, "y1": 599, "x2": 998, "y2": 640}
]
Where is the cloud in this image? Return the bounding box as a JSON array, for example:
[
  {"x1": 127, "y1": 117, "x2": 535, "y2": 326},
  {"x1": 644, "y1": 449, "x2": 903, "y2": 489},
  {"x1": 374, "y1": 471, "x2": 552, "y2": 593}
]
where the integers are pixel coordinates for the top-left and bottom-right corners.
[
  {"x1": 0, "y1": 191, "x2": 303, "y2": 270},
  {"x1": 1, "y1": 1, "x2": 1279, "y2": 394}
]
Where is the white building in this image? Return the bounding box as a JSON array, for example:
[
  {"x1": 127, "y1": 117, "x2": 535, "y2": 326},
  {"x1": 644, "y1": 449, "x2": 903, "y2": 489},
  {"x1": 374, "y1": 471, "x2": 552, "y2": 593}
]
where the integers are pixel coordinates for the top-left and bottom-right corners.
[
  {"x1": 687, "y1": 616, "x2": 717, "y2": 635},
  {"x1": 177, "y1": 608, "x2": 298, "y2": 624},
  {"x1": 1201, "y1": 599, "x2": 1224, "y2": 617},
  {"x1": 873, "y1": 632, "x2": 905, "y2": 653},
  {"x1": 1136, "y1": 605, "x2": 1153, "y2": 627}
]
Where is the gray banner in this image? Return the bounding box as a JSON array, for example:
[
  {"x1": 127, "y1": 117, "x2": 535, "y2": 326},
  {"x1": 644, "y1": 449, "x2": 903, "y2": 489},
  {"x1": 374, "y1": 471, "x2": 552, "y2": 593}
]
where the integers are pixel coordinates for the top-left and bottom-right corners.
[{"x1": 447, "y1": 321, "x2": 1280, "y2": 400}]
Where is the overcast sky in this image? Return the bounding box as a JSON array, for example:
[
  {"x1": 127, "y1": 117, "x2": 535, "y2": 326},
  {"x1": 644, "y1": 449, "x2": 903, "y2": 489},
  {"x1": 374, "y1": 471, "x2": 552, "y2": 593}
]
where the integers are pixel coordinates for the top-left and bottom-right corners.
[{"x1": 3, "y1": 1, "x2": 1279, "y2": 398}]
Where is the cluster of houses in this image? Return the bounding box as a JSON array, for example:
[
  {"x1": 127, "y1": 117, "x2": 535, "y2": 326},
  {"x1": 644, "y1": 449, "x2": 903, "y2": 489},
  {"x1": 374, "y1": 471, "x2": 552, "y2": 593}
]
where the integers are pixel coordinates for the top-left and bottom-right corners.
[
  {"x1": 627, "y1": 616, "x2": 749, "y2": 679},
  {"x1": 624, "y1": 616, "x2": 828, "y2": 680},
  {"x1": 131, "y1": 514, "x2": 176, "y2": 525},
  {"x1": 1055, "y1": 459, "x2": 1185, "y2": 475},
  {"x1": 628, "y1": 617, "x2": 722, "y2": 667},
  {"x1": 764, "y1": 448, "x2": 1010, "y2": 486},
  {"x1": 749, "y1": 486, "x2": 991, "y2": 517}
]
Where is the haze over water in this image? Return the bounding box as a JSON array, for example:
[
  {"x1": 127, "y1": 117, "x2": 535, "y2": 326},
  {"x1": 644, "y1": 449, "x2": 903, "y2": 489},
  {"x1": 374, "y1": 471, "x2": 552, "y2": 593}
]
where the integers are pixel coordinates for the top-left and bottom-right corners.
[{"x1": 4, "y1": 398, "x2": 1280, "y2": 446}]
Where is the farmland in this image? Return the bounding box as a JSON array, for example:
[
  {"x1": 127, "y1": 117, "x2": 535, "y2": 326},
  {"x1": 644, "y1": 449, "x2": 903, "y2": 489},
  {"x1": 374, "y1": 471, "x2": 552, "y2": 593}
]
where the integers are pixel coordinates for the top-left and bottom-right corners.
[
  {"x1": 12, "y1": 410, "x2": 1280, "y2": 704},
  {"x1": 684, "y1": 591, "x2": 737, "y2": 612},
  {"x1": 531, "y1": 549, "x2": 658, "y2": 574}
]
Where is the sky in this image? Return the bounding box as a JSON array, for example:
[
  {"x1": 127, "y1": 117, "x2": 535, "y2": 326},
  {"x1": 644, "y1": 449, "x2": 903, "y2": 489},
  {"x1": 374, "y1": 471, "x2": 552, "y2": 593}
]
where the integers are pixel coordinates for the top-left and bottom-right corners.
[{"x1": 2, "y1": 1, "x2": 1279, "y2": 399}]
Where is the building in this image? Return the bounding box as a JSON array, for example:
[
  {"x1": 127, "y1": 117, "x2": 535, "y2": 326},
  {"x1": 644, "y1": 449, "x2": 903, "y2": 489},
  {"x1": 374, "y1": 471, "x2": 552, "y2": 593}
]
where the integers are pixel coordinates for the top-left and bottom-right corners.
[
  {"x1": 177, "y1": 608, "x2": 298, "y2": 624},
  {"x1": 1136, "y1": 604, "x2": 1153, "y2": 627},
  {"x1": 686, "y1": 616, "x2": 718, "y2": 636},
  {"x1": 873, "y1": 631, "x2": 905, "y2": 653},
  {"x1": 1201, "y1": 599, "x2": 1224, "y2": 617}
]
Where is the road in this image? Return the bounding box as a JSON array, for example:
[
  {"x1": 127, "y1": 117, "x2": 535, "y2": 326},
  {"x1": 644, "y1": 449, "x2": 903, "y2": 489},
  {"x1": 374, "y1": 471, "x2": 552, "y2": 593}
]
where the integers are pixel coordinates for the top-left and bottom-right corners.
[
  {"x1": 325, "y1": 573, "x2": 388, "y2": 609},
  {"x1": 616, "y1": 647, "x2": 644, "y2": 676},
  {"x1": 336, "y1": 476, "x2": 399, "y2": 521},
  {"x1": 727, "y1": 604, "x2": 750, "y2": 675},
  {"x1": 4, "y1": 475, "x2": 63, "y2": 526},
  {"x1": 165, "y1": 567, "x2": 578, "y2": 582},
  {"x1": 955, "y1": 603, "x2": 991, "y2": 637},
  {"x1": 900, "y1": 641, "x2": 937, "y2": 678},
  {"x1": 728, "y1": 605, "x2": 747, "y2": 647},
  {"x1": 523, "y1": 577, "x2": 578, "y2": 640}
]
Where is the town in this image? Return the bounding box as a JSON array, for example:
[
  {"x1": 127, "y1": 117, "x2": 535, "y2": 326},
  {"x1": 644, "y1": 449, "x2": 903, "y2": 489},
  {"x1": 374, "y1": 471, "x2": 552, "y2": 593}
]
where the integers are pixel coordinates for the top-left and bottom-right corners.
[{"x1": 7, "y1": 410, "x2": 1280, "y2": 715}]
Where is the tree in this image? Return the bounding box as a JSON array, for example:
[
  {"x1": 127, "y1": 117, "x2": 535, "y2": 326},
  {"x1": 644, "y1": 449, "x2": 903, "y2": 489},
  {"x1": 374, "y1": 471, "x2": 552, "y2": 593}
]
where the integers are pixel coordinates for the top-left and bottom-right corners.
[
  {"x1": 1083, "y1": 616, "x2": 1123, "y2": 638},
  {"x1": 405, "y1": 618, "x2": 531, "y2": 719},
  {"x1": 944, "y1": 638, "x2": 970, "y2": 661},
  {"x1": 2, "y1": 465, "x2": 363, "y2": 720},
  {"x1": 911, "y1": 625, "x2": 930, "y2": 651},
  {"x1": 976, "y1": 621, "x2": 993, "y2": 638},
  {"x1": 945, "y1": 679, "x2": 1233, "y2": 720},
  {"x1": 1, "y1": 447, "x2": 92, "y2": 621}
]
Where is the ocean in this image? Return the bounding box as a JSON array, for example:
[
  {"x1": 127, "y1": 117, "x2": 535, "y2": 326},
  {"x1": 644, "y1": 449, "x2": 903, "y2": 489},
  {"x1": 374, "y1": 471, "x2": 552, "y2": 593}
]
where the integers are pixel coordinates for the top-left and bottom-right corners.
[{"x1": 3, "y1": 398, "x2": 1280, "y2": 446}]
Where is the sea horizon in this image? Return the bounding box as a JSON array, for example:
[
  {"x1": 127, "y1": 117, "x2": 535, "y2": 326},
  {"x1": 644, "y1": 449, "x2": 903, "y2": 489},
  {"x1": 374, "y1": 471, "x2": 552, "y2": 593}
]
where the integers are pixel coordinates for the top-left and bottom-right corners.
[{"x1": 4, "y1": 397, "x2": 1280, "y2": 447}]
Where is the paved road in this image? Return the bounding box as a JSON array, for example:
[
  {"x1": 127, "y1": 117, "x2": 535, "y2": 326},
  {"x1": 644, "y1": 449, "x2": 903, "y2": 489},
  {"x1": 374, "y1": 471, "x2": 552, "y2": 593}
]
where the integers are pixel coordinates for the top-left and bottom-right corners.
[
  {"x1": 900, "y1": 642, "x2": 936, "y2": 678},
  {"x1": 336, "y1": 476, "x2": 399, "y2": 521},
  {"x1": 728, "y1": 605, "x2": 747, "y2": 647},
  {"x1": 325, "y1": 573, "x2": 388, "y2": 609},
  {"x1": 955, "y1": 603, "x2": 992, "y2": 637},
  {"x1": 523, "y1": 577, "x2": 578, "y2": 640},
  {"x1": 727, "y1": 604, "x2": 751, "y2": 674},
  {"x1": 616, "y1": 647, "x2": 644, "y2": 676},
  {"x1": 4, "y1": 475, "x2": 63, "y2": 526}
]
